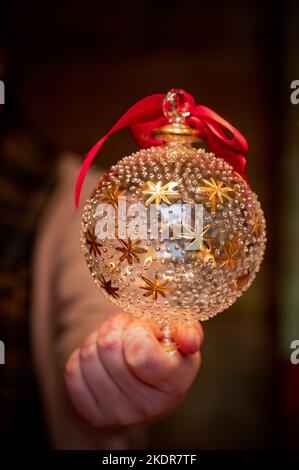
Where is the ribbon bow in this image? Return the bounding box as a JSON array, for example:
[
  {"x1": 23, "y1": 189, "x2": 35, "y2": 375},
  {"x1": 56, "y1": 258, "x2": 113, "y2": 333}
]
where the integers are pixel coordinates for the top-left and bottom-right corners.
[{"x1": 75, "y1": 90, "x2": 248, "y2": 207}]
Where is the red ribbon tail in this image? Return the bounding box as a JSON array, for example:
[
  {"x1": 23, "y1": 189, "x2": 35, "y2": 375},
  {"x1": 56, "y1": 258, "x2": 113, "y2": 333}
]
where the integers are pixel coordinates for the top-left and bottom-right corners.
[
  {"x1": 189, "y1": 105, "x2": 249, "y2": 179},
  {"x1": 75, "y1": 93, "x2": 165, "y2": 207},
  {"x1": 75, "y1": 134, "x2": 111, "y2": 207},
  {"x1": 194, "y1": 105, "x2": 249, "y2": 154}
]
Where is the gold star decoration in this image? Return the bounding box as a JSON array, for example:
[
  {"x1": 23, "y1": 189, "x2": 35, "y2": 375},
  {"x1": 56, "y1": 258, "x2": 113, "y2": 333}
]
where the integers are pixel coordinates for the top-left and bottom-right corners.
[
  {"x1": 248, "y1": 210, "x2": 262, "y2": 238},
  {"x1": 116, "y1": 238, "x2": 147, "y2": 265},
  {"x1": 102, "y1": 183, "x2": 126, "y2": 208},
  {"x1": 198, "y1": 177, "x2": 235, "y2": 212},
  {"x1": 99, "y1": 274, "x2": 119, "y2": 299},
  {"x1": 217, "y1": 239, "x2": 242, "y2": 272},
  {"x1": 181, "y1": 222, "x2": 212, "y2": 251},
  {"x1": 142, "y1": 181, "x2": 180, "y2": 208},
  {"x1": 85, "y1": 227, "x2": 103, "y2": 257},
  {"x1": 180, "y1": 221, "x2": 216, "y2": 266},
  {"x1": 140, "y1": 274, "x2": 173, "y2": 300}
]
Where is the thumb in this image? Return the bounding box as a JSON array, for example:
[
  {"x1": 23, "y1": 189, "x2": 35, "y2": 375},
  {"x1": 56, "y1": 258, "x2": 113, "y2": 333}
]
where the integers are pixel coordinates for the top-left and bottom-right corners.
[
  {"x1": 123, "y1": 320, "x2": 200, "y2": 394},
  {"x1": 123, "y1": 320, "x2": 181, "y2": 391}
]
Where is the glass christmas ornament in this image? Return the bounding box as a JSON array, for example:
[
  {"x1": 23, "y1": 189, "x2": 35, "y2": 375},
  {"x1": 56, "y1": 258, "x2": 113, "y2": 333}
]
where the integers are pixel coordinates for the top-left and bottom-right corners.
[{"x1": 79, "y1": 89, "x2": 266, "y2": 336}]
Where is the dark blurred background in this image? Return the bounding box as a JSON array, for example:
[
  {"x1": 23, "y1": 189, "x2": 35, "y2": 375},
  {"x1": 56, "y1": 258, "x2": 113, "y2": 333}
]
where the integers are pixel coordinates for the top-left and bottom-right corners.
[{"x1": 0, "y1": 0, "x2": 298, "y2": 449}]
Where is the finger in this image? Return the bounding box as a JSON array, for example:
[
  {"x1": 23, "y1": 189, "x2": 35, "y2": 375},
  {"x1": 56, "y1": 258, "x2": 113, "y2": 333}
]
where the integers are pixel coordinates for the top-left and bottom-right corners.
[
  {"x1": 64, "y1": 349, "x2": 102, "y2": 427},
  {"x1": 123, "y1": 320, "x2": 199, "y2": 394},
  {"x1": 79, "y1": 330, "x2": 133, "y2": 426},
  {"x1": 97, "y1": 313, "x2": 165, "y2": 419},
  {"x1": 172, "y1": 321, "x2": 204, "y2": 355}
]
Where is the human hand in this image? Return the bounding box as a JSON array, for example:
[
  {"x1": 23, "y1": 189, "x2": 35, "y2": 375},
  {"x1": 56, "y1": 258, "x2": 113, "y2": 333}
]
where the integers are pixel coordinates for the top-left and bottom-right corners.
[{"x1": 65, "y1": 312, "x2": 204, "y2": 428}]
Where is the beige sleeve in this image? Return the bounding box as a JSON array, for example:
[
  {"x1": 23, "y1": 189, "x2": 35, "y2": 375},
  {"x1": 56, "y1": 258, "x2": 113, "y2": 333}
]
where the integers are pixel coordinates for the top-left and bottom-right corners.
[{"x1": 31, "y1": 155, "x2": 144, "y2": 449}]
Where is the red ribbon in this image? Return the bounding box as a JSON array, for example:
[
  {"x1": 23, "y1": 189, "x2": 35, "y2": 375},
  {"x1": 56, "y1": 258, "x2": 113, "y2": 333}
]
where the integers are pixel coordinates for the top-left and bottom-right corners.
[{"x1": 75, "y1": 91, "x2": 248, "y2": 207}]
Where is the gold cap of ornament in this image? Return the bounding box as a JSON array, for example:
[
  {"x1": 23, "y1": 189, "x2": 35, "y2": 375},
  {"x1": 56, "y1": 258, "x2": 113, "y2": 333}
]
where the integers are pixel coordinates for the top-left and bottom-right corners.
[{"x1": 153, "y1": 88, "x2": 201, "y2": 143}]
